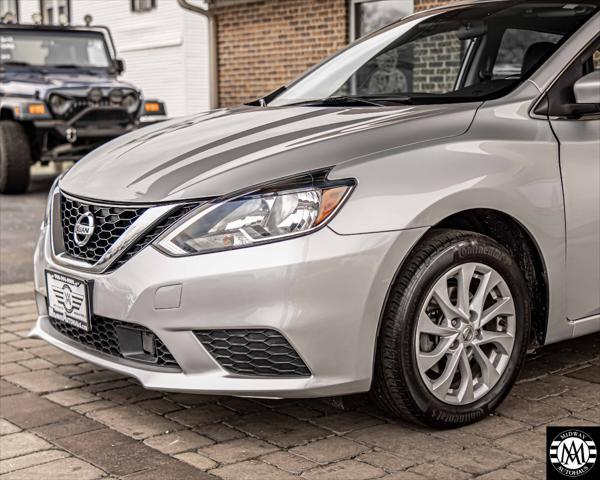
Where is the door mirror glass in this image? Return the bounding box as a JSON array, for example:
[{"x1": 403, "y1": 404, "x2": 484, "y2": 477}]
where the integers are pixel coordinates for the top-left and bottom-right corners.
[{"x1": 574, "y1": 70, "x2": 600, "y2": 104}]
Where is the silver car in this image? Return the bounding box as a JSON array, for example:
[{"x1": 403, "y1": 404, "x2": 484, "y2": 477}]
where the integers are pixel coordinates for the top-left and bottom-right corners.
[{"x1": 32, "y1": 0, "x2": 600, "y2": 428}]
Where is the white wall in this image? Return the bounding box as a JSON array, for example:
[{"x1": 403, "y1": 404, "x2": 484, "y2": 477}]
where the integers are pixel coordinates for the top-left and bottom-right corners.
[{"x1": 18, "y1": 0, "x2": 210, "y2": 117}]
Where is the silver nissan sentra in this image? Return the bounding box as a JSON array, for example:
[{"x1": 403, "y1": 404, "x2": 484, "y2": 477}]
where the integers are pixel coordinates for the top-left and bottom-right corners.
[{"x1": 31, "y1": 0, "x2": 600, "y2": 428}]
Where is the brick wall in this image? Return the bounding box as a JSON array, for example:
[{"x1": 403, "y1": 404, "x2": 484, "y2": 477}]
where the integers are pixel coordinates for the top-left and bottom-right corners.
[{"x1": 215, "y1": 0, "x2": 347, "y2": 107}]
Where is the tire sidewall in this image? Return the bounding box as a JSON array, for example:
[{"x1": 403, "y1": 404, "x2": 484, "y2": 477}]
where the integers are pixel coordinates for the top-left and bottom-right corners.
[{"x1": 397, "y1": 236, "x2": 530, "y2": 426}]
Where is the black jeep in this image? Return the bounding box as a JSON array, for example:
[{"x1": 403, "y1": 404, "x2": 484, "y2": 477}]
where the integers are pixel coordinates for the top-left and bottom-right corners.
[{"x1": 0, "y1": 21, "x2": 166, "y2": 194}]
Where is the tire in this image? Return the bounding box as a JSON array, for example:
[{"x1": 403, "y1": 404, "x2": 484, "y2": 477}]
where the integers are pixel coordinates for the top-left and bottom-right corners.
[
  {"x1": 372, "y1": 229, "x2": 530, "y2": 428},
  {"x1": 0, "y1": 121, "x2": 32, "y2": 194}
]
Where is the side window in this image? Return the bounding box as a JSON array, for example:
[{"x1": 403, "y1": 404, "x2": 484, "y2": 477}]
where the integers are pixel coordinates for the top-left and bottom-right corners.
[
  {"x1": 493, "y1": 28, "x2": 562, "y2": 79},
  {"x1": 131, "y1": 0, "x2": 156, "y2": 13}
]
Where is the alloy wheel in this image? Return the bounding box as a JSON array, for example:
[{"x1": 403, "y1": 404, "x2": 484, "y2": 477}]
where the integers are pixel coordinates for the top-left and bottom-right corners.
[{"x1": 414, "y1": 262, "x2": 516, "y2": 405}]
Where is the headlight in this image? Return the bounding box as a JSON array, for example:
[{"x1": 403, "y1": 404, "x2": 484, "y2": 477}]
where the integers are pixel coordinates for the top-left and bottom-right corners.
[
  {"x1": 49, "y1": 94, "x2": 72, "y2": 116},
  {"x1": 122, "y1": 93, "x2": 140, "y2": 114},
  {"x1": 155, "y1": 178, "x2": 354, "y2": 256}
]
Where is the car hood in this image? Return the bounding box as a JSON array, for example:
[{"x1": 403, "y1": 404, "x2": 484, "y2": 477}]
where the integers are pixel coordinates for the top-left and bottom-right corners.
[
  {"x1": 60, "y1": 103, "x2": 480, "y2": 204},
  {"x1": 1, "y1": 71, "x2": 135, "y2": 98}
]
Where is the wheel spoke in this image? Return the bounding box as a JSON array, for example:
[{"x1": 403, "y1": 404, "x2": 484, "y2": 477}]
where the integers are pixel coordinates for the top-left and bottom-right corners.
[
  {"x1": 470, "y1": 269, "x2": 502, "y2": 319},
  {"x1": 457, "y1": 348, "x2": 475, "y2": 403},
  {"x1": 457, "y1": 263, "x2": 476, "y2": 318},
  {"x1": 432, "y1": 276, "x2": 462, "y2": 320},
  {"x1": 418, "y1": 335, "x2": 458, "y2": 373},
  {"x1": 472, "y1": 344, "x2": 500, "y2": 387},
  {"x1": 432, "y1": 345, "x2": 463, "y2": 398},
  {"x1": 479, "y1": 297, "x2": 514, "y2": 329},
  {"x1": 417, "y1": 311, "x2": 457, "y2": 337},
  {"x1": 474, "y1": 330, "x2": 514, "y2": 354}
]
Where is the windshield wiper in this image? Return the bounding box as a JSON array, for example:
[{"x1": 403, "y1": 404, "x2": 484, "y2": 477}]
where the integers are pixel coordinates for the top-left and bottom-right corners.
[
  {"x1": 288, "y1": 95, "x2": 387, "y2": 107},
  {"x1": 51, "y1": 64, "x2": 99, "y2": 75},
  {"x1": 281, "y1": 95, "x2": 417, "y2": 107},
  {"x1": 0, "y1": 61, "x2": 47, "y2": 73}
]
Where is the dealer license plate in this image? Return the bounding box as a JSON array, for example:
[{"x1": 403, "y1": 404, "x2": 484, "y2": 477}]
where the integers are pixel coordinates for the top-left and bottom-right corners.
[{"x1": 46, "y1": 271, "x2": 91, "y2": 332}]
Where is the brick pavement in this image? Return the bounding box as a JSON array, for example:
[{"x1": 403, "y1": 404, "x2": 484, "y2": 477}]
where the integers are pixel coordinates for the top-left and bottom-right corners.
[{"x1": 0, "y1": 282, "x2": 598, "y2": 479}]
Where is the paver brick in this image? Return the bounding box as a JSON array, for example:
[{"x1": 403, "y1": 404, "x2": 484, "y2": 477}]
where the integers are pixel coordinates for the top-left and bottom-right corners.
[
  {"x1": 356, "y1": 451, "x2": 416, "y2": 472},
  {"x1": 301, "y1": 459, "x2": 385, "y2": 480},
  {"x1": 0, "y1": 457, "x2": 104, "y2": 480},
  {"x1": 89, "y1": 405, "x2": 182, "y2": 440},
  {"x1": 291, "y1": 436, "x2": 368, "y2": 464},
  {"x1": 0, "y1": 418, "x2": 20, "y2": 435},
  {"x1": 144, "y1": 430, "x2": 213, "y2": 454},
  {"x1": 261, "y1": 450, "x2": 319, "y2": 474},
  {"x1": 506, "y1": 459, "x2": 545, "y2": 480},
  {"x1": 497, "y1": 395, "x2": 570, "y2": 426},
  {"x1": 0, "y1": 431, "x2": 52, "y2": 460},
  {"x1": 199, "y1": 437, "x2": 278, "y2": 464},
  {"x1": 211, "y1": 459, "x2": 298, "y2": 480},
  {"x1": 494, "y1": 429, "x2": 545, "y2": 461},
  {"x1": 5, "y1": 369, "x2": 83, "y2": 393},
  {"x1": 0, "y1": 449, "x2": 69, "y2": 474},
  {"x1": 44, "y1": 388, "x2": 99, "y2": 406},
  {"x1": 311, "y1": 412, "x2": 384, "y2": 434},
  {"x1": 166, "y1": 404, "x2": 236, "y2": 427},
  {"x1": 408, "y1": 462, "x2": 472, "y2": 479},
  {"x1": 174, "y1": 452, "x2": 218, "y2": 471},
  {"x1": 227, "y1": 412, "x2": 329, "y2": 448}
]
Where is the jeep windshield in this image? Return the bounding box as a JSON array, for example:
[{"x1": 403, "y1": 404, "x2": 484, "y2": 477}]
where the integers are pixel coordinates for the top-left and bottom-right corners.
[
  {"x1": 0, "y1": 29, "x2": 112, "y2": 70},
  {"x1": 269, "y1": 1, "x2": 599, "y2": 106}
]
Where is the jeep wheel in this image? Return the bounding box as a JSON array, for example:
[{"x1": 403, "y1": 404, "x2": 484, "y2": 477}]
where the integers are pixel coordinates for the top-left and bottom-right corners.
[
  {"x1": 372, "y1": 230, "x2": 530, "y2": 428},
  {"x1": 0, "y1": 121, "x2": 32, "y2": 194}
]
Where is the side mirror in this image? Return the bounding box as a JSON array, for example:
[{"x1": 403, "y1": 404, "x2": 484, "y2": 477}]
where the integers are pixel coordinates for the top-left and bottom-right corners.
[
  {"x1": 115, "y1": 58, "x2": 125, "y2": 74},
  {"x1": 574, "y1": 70, "x2": 600, "y2": 104}
]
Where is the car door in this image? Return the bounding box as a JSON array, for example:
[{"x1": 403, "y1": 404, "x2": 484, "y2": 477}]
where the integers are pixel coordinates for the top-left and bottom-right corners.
[{"x1": 546, "y1": 38, "x2": 600, "y2": 323}]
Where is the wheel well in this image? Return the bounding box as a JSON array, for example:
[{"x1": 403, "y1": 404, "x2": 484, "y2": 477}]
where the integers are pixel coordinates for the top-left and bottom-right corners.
[
  {"x1": 0, "y1": 107, "x2": 15, "y2": 120},
  {"x1": 434, "y1": 209, "x2": 548, "y2": 347}
]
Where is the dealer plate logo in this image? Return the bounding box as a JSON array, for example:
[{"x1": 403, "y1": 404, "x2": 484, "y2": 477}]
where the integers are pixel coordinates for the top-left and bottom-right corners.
[{"x1": 548, "y1": 427, "x2": 598, "y2": 479}]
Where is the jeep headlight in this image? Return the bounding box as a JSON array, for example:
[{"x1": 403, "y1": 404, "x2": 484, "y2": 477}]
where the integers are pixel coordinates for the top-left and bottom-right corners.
[
  {"x1": 155, "y1": 178, "x2": 354, "y2": 256},
  {"x1": 49, "y1": 94, "x2": 72, "y2": 116},
  {"x1": 122, "y1": 93, "x2": 140, "y2": 114}
]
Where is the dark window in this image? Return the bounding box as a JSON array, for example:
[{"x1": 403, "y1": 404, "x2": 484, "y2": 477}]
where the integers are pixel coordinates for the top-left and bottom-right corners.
[
  {"x1": 131, "y1": 0, "x2": 156, "y2": 13},
  {"x1": 0, "y1": 0, "x2": 18, "y2": 22},
  {"x1": 493, "y1": 29, "x2": 562, "y2": 79},
  {"x1": 40, "y1": 0, "x2": 70, "y2": 25}
]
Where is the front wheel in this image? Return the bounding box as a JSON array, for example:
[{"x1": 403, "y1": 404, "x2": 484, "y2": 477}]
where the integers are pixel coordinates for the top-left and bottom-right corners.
[
  {"x1": 372, "y1": 230, "x2": 530, "y2": 428},
  {"x1": 0, "y1": 121, "x2": 32, "y2": 194}
]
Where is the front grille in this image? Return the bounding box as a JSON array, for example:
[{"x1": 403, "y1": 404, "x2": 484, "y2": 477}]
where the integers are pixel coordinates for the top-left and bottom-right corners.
[
  {"x1": 107, "y1": 204, "x2": 197, "y2": 272},
  {"x1": 49, "y1": 315, "x2": 180, "y2": 370},
  {"x1": 194, "y1": 329, "x2": 311, "y2": 377},
  {"x1": 74, "y1": 109, "x2": 132, "y2": 128},
  {"x1": 60, "y1": 195, "x2": 147, "y2": 263}
]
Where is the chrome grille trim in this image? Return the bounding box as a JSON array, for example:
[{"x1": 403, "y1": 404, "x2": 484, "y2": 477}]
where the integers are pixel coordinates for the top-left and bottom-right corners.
[{"x1": 49, "y1": 188, "x2": 187, "y2": 274}]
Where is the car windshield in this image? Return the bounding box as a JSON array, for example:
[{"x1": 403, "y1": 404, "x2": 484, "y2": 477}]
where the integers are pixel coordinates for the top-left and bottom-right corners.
[
  {"x1": 0, "y1": 29, "x2": 112, "y2": 69},
  {"x1": 270, "y1": 1, "x2": 599, "y2": 106}
]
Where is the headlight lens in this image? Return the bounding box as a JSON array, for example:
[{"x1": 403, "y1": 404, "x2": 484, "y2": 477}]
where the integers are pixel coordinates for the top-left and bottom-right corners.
[
  {"x1": 49, "y1": 94, "x2": 72, "y2": 116},
  {"x1": 122, "y1": 93, "x2": 140, "y2": 114},
  {"x1": 155, "y1": 182, "x2": 353, "y2": 256}
]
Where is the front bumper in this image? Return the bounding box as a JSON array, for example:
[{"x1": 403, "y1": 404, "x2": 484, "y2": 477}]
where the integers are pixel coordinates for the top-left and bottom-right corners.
[{"x1": 31, "y1": 223, "x2": 425, "y2": 398}]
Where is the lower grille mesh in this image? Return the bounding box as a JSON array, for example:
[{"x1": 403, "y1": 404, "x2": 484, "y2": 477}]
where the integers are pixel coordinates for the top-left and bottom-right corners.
[
  {"x1": 49, "y1": 315, "x2": 179, "y2": 370},
  {"x1": 194, "y1": 329, "x2": 311, "y2": 377}
]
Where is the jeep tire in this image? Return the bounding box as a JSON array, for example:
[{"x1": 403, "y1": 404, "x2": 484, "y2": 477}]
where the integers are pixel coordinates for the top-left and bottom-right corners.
[{"x1": 0, "y1": 121, "x2": 32, "y2": 194}]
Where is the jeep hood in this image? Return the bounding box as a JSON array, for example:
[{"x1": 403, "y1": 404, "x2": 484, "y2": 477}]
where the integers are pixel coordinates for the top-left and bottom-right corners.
[
  {"x1": 60, "y1": 103, "x2": 480, "y2": 204},
  {"x1": 1, "y1": 72, "x2": 135, "y2": 98}
]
